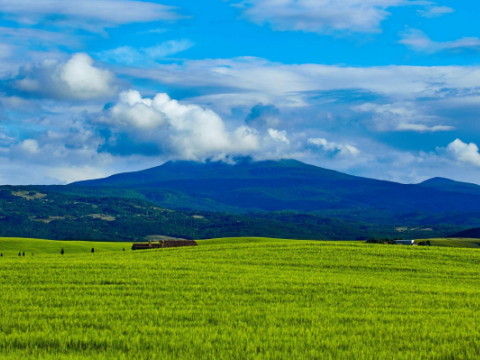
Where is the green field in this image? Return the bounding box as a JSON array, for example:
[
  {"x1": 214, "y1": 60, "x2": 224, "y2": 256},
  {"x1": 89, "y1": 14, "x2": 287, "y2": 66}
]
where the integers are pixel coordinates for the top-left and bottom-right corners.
[
  {"x1": 0, "y1": 237, "x2": 131, "y2": 256},
  {"x1": 0, "y1": 237, "x2": 479, "y2": 359},
  {"x1": 419, "y1": 238, "x2": 480, "y2": 248}
]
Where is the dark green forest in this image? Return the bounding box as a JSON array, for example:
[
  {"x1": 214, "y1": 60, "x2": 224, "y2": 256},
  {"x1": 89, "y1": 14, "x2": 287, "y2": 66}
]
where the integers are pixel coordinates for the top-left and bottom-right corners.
[{"x1": 0, "y1": 186, "x2": 461, "y2": 241}]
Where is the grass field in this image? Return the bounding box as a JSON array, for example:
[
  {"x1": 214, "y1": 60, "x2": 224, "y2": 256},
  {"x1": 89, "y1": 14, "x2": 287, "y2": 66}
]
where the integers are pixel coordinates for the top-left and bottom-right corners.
[
  {"x1": 0, "y1": 237, "x2": 131, "y2": 256},
  {"x1": 0, "y1": 237, "x2": 479, "y2": 359},
  {"x1": 419, "y1": 238, "x2": 480, "y2": 248}
]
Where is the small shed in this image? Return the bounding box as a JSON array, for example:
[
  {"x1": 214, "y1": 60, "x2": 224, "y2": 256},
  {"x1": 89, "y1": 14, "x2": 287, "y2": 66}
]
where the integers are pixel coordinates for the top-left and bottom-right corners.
[{"x1": 393, "y1": 239, "x2": 416, "y2": 245}]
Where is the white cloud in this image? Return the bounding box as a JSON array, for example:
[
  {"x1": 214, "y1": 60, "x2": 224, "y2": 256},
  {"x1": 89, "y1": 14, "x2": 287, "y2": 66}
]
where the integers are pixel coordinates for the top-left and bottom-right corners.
[
  {"x1": 17, "y1": 139, "x2": 40, "y2": 155},
  {"x1": 145, "y1": 40, "x2": 194, "y2": 59},
  {"x1": 446, "y1": 139, "x2": 480, "y2": 167},
  {"x1": 354, "y1": 102, "x2": 454, "y2": 132},
  {"x1": 395, "y1": 123, "x2": 453, "y2": 132},
  {"x1": 97, "y1": 40, "x2": 194, "y2": 65},
  {"x1": 0, "y1": 0, "x2": 181, "y2": 32},
  {"x1": 268, "y1": 128, "x2": 290, "y2": 144},
  {"x1": 11, "y1": 53, "x2": 117, "y2": 100},
  {"x1": 97, "y1": 90, "x2": 260, "y2": 160},
  {"x1": 0, "y1": 27, "x2": 77, "y2": 48},
  {"x1": 236, "y1": 0, "x2": 419, "y2": 34},
  {"x1": 308, "y1": 137, "x2": 360, "y2": 157},
  {"x1": 418, "y1": 6, "x2": 454, "y2": 19},
  {"x1": 400, "y1": 29, "x2": 480, "y2": 54},
  {"x1": 121, "y1": 57, "x2": 480, "y2": 106}
]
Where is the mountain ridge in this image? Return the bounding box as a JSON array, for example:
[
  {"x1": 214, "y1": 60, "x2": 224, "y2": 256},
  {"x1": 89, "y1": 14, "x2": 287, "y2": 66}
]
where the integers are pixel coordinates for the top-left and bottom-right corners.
[{"x1": 69, "y1": 158, "x2": 480, "y2": 217}]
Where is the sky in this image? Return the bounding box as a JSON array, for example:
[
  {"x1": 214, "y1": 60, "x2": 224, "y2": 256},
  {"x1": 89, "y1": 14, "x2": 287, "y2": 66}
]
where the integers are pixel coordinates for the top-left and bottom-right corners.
[{"x1": 1, "y1": 0, "x2": 480, "y2": 185}]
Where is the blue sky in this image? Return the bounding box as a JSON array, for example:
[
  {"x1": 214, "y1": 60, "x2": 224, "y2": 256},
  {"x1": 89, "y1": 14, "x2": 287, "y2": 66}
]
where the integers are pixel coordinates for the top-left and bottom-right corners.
[{"x1": 1, "y1": 0, "x2": 480, "y2": 184}]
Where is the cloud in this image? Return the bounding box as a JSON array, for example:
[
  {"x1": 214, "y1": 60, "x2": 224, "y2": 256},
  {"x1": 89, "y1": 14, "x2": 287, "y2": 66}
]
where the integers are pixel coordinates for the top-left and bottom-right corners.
[
  {"x1": 121, "y1": 57, "x2": 480, "y2": 106},
  {"x1": 235, "y1": 0, "x2": 420, "y2": 34},
  {"x1": 395, "y1": 123, "x2": 453, "y2": 132},
  {"x1": 446, "y1": 138, "x2": 480, "y2": 167},
  {"x1": 308, "y1": 137, "x2": 360, "y2": 157},
  {"x1": 268, "y1": 128, "x2": 289, "y2": 144},
  {"x1": 0, "y1": 27, "x2": 78, "y2": 48},
  {"x1": 245, "y1": 103, "x2": 281, "y2": 128},
  {"x1": 0, "y1": 0, "x2": 182, "y2": 32},
  {"x1": 354, "y1": 102, "x2": 454, "y2": 132},
  {"x1": 96, "y1": 90, "x2": 260, "y2": 160},
  {"x1": 97, "y1": 40, "x2": 194, "y2": 65},
  {"x1": 9, "y1": 53, "x2": 118, "y2": 100},
  {"x1": 400, "y1": 29, "x2": 480, "y2": 54},
  {"x1": 0, "y1": 43, "x2": 14, "y2": 59},
  {"x1": 17, "y1": 139, "x2": 40, "y2": 155},
  {"x1": 418, "y1": 6, "x2": 454, "y2": 19}
]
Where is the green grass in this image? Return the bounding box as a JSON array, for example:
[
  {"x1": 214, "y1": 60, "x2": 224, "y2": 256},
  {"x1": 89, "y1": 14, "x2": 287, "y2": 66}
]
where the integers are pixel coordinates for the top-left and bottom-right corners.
[
  {"x1": 418, "y1": 238, "x2": 480, "y2": 248},
  {"x1": 197, "y1": 236, "x2": 303, "y2": 246},
  {"x1": 0, "y1": 237, "x2": 131, "y2": 256},
  {"x1": 0, "y1": 237, "x2": 479, "y2": 359}
]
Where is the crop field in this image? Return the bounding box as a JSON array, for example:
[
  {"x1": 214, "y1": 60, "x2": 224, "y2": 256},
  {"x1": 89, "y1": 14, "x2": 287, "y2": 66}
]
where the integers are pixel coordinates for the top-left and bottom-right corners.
[
  {"x1": 420, "y1": 238, "x2": 480, "y2": 248},
  {"x1": 0, "y1": 237, "x2": 130, "y2": 256},
  {"x1": 0, "y1": 237, "x2": 479, "y2": 359}
]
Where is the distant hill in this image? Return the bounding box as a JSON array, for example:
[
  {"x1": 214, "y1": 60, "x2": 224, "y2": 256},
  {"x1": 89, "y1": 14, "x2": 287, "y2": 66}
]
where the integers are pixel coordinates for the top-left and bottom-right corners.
[
  {"x1": 419, "y1": 177, "x2": 480, "y2": 195},
  {"x1": 450, "y1": 227, "x2": 480, "y2": 239},
  {"x1": 70, "y1": 158, "x2": 480, "y2": 220}
]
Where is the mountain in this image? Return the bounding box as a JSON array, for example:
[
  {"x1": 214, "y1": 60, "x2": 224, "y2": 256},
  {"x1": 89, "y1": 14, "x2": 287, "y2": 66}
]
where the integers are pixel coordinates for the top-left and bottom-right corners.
[
  {"x1": 419, "y1": 177, "x2": 480, "y2": 195},
  {"x1": 69, "y1": 158, "x2": 480, "y2": 220},
  {"x1": 2, "y1": 158, "x2": 477, "y2": 241},
  {"x1": 451, "y1": 227, "x2": 480, "y2": 238}
]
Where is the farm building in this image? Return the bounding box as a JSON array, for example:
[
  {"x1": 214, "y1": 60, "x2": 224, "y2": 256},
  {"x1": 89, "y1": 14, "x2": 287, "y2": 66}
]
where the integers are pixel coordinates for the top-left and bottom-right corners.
[
  {"x1": 393, "y1": 240, "x2": 416, "y2": 245},
  {"x1": 131, "y1": 240, "x2": 197, "y2": 250}
]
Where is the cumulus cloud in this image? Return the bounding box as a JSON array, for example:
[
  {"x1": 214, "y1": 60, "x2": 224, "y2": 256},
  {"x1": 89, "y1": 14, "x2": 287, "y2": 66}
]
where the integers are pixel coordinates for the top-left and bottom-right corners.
[
  {"x1": 354, "y1": 102, "x2": 454, "y2": 132},
  {"x1": 97, "y1": 40, "x2": 194, "y2": 65},
  {"x1": 9, "y1": 53, "x2": 117, "y2": 100},
  {"x1": 0, "y1": 0, "x2": 182, "y2": 32},
  {"x1": 308, "y1": 137, "x2": 360, "y2": 157},
  {"x1": 96, "y1": 90, "x2": 260, "y2": 160},
  {"x1": 400, "y1": 29, "x2": 480, "y2": 54},
  {"x1": 446, "y1": 139, "x2": 480, "y2": 167},
  {"x1": 235, "y1": 0, "x2": 421, "y2": 34}
]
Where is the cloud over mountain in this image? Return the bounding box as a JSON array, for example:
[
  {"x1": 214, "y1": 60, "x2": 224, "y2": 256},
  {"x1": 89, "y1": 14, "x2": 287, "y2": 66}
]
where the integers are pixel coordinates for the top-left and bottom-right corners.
[{"x1": 96, "y1": 90, "x2": 260, "y2": 160}]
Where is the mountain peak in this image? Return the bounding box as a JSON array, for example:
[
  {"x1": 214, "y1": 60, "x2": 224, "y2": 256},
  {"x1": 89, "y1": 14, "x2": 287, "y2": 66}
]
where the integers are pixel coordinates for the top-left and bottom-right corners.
[
  {"x1": 419, "y1": 176, "x2": 480, "y2": 194},
  {"x1": 420, "y1": 177, "x2": 457, "y2": 185}
]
